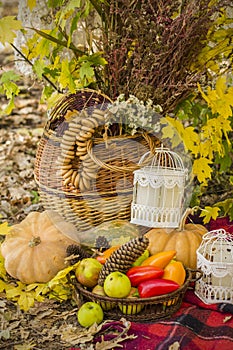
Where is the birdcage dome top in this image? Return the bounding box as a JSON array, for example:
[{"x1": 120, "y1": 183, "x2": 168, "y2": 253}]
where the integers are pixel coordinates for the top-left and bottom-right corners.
[
  {"x1": 197, "y1": 229, "x2": 233, "y2": 265},
  {"x1": 139, "y1": 147, "x2": 186, "y2": 171}
]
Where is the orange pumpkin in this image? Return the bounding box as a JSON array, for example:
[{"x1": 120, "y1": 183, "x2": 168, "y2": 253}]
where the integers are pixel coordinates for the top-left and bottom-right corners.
[
  {"x1": 1, "y1": 210, "x2": 80, "y2": 284},
  {"x1": 144, "y1": 208, "x2": 207, "y2": 269}
]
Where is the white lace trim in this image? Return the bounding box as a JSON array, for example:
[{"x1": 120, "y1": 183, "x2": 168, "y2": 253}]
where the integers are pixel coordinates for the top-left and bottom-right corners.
[{"x1": 134, "y1": 169, "x2": 185, "y2": 188}]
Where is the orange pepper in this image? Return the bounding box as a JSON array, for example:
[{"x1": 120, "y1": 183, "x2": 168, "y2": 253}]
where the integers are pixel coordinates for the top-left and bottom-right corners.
[
  {"x1": 141, "y1": 250, "x2": 176, "y2": 269},
  {"x1": 96, "y1": 246, "x2": 120, "y2": 264},
  {"x1": 162, "y1": 260, "x2": 186, "y2": 286}
]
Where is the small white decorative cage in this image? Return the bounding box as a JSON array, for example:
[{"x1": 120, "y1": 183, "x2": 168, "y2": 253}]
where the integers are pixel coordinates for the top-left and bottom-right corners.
[
  {"x1": 195, "y1": 229, "x2": 233, "y2": 304},
  {"x1": 130, "y1": 147, "x2": 188, "y2": 227}
]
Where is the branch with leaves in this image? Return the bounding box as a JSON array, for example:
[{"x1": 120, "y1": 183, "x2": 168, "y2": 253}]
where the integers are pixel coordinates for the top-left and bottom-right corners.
[
  {"x1": 162, "y1": 75, "x2": 233, "y2": 221},
  {"x1": 0, "y1": 0, "x2": 233, "y2": 114},
  {"x1": 0, "y1": 0, "x2": 233, "y2": 222}
]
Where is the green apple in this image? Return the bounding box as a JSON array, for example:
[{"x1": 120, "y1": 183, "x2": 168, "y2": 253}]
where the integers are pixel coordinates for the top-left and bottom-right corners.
[
  {"x1": 119, "y1": 287, "x2": 143, "y2": 315},
  {"x1": 92, "y1": 285, "x2": 113, "y2": 310},
  {"x1": 77, "y1": 302, "x2": 104, "y2": 327},
  {"x1": 103, "y1": 271, "x2": 131, "y2": 298},
  {"x1": 76, "y1": 258, "x2": 102, "y2": 288}
]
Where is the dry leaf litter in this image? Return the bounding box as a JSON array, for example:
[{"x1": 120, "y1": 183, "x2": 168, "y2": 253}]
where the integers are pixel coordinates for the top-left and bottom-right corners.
[{"x1": 0, "y1": 2, "x2": 138, "y2": 349}]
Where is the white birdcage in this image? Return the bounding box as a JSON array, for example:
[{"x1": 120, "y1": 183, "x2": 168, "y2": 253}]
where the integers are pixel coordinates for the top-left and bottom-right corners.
[
  {"x1": 195, "y1": 229, "x2": 233, "y2": 304},
  {"x1": 130, "y1": 147, "x2": 188, "y2": 228}
]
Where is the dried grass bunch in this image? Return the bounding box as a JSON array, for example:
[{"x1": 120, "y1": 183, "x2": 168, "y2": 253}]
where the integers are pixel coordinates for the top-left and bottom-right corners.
[
  {"x1": 7, "y1": 0, "x2": 232, "y2": 114},
  {"x1": 98, "y1": 0, "x2": 232, "y2": 111}
]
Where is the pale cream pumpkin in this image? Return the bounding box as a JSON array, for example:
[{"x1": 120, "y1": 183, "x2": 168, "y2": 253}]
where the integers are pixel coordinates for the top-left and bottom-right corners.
[
  {"x1": 1, "y1": 210, "x2": 80, "y2": 284},
  {"x1": 144, "y1": 208, "x2": 208, "y2": 269}
]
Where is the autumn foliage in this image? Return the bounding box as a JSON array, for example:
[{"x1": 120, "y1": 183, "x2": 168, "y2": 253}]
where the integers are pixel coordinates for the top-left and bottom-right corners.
[{"x1": 0, "y1": 0, "x2": 233, "y2": 220}]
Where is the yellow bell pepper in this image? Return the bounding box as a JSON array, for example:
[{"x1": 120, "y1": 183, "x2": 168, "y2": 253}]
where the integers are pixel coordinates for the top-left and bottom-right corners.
[
  {"x1": 162, "y1": 260, "x2": 186, "y2": 286},
  {"x1": 141, "y1": 250, "x2": 176, "y2": 269}
]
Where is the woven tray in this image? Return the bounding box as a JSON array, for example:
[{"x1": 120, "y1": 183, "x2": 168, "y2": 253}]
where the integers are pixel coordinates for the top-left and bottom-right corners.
[
  {"x1": 34, "y1": 89, "x2": 160, "y2": 231},
  {"x1": 74, "y1": 269, "x2": 199, "y2": 322}
]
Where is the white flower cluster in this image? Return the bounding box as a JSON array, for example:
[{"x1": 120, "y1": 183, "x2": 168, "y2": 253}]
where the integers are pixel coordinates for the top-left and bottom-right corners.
[{"x1": 106, "y1": 94, "x2": 162, "y2": 135}]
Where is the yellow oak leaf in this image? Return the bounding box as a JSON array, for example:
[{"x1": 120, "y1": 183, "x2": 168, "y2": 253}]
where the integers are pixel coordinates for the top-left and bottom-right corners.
[
  {"x1": 18, "y1": 291, "x2": 37, "y2": 311},
  {"x1": 200, "y1": 206, "x2": 220, "y2": 224},
  {"x1": 198, "y1": 139, "x2": 213, "y2": 159},
  {"x1": 58, "y1": 59, "x2": 76, "y2": 92},
  {"x1": 0, "y1": 279, "x2": 8, "y2": 292},
  {"x1": 182, "y1": 126, "x2": 200, "y2": 155},
  {"x1": 198, "y1": 77, "x2": 233, "y2": 118},
  {"x1": 192, "y1": 157, "x2": 213, "y2": 184},
  {"x1": 216, "y1": 75, "x2": 227, "y2": 97},
  {"x1": 48, "y1": 262, "x2": 79, "y2": 284},
  {"x1": 209, "y1": 97, "x2": 232, "y2": 119},
  {"x1": 5, "y1": 281, "x2": 26, "y2": 299},
  {"x1": 0, "y1": 17, "x2": 22, "y2": 45},
  {"x1": 197, "y1": 83, "x2": 210, "y2": 105},
  {"x1": 0, "y1": 249, "x2": 7, "y2": 280},
  {"x1": 0, "y1": 222, "x2": 12, "y2": 236},
  {"x1": 162, "y1": 116, "x2": 201, "y2": 155},
  {"x1": 48, "y1": 283, "x2": 72, "y2": 301},
  {"x1": 161, "y1": 124, "x2": 178, "y2": 145},
  {"x1": 5, "y1": 282, "x2": 44, "y2": 311},
  {"x1": 202, "y1": 116, "x2": 232, "y2": 151},
  {"x1": 161, "y1": 117, "x2": 183, "y2": 148}
]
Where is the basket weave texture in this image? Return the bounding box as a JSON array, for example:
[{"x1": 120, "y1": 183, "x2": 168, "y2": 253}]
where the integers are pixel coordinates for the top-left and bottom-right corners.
[
  {"x1": 74, "y1": 268, "x2": 194, "y2": 322},
  {"x1": 34, "y1": 89, "x2": 159, "y2": 231}
]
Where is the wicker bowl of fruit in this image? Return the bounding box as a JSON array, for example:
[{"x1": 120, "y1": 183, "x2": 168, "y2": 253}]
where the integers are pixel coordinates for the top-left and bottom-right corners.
[{"x1": 72, "y1": 236, "x2": 201, "y2": 322}]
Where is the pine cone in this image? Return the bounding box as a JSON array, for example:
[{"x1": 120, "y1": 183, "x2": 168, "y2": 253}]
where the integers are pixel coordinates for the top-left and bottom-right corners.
[
  {"x1": 66, "y1": 244, "x2": 91, "y2": 265},
  {"x1": 94, "y1": 236, "x2": 110, "y2": 252},
  {"x1": 98, "y1": 236, "x2": 149, "y2": 286}
]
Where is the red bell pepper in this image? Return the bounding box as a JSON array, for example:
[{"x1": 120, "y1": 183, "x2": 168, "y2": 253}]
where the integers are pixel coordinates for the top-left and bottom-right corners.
[
  {"x1": 138, "y1": 278, "x2": 180, "y2": 298},
  {"x1": 126, "y1": 265, "x2": 164, "y2": 287}
]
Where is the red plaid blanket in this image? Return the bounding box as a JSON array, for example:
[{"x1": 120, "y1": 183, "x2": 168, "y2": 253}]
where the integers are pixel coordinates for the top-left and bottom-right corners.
[
  {"x1": 119, "y1": 217, "x2": 233, "y2": 349},
  {"x1": 122, "y1": 290, "x2": 233, "y2": 350},
  {"x1": 71, "y1": 217, "x2": 233, "y2": 350}
]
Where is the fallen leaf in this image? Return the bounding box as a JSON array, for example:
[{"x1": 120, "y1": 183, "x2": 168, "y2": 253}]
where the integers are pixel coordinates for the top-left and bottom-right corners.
[
  {"x1": 14, "y1": 342, "x2": 37, "y2": 350},
  {"x1": 0, "y1": 329, "x2": 11, "y2": 340},
  {"x1": 223, "y1": 315, "x2": 232, "y2": 323},
  {"x1": 0, "y1": 222, "x2": 11, "y2": 235},
  {"x1": 169, "y1": 341, "x2": 180, "y2": 350}
]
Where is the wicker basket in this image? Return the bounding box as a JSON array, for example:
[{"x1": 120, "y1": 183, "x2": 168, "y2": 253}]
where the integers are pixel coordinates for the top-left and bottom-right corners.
[
  {"x1": 34, "y1": 89, "x2": 159, "y2": 231},
  {"x1": 74, "y1": 268, "x2": 199, "y2": 322}
]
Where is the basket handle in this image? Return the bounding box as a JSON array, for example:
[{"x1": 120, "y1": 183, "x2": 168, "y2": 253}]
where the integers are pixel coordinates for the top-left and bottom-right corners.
[
  {"x1": 188, "y1": 268, "x2": 203, "y2": 282},
  {"x1": 86, "y1": 132, "x2": 156, "y2": 173}
]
